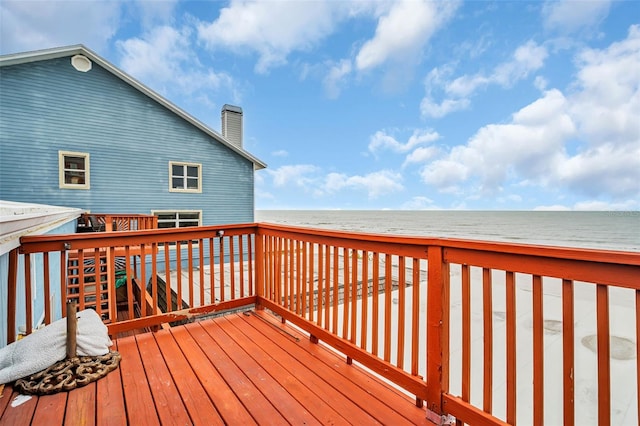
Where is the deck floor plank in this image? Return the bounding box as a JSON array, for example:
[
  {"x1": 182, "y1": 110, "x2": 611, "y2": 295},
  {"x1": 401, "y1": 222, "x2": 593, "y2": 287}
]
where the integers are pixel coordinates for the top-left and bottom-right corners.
[
  {"x1": 63, "y1": 382, "x2": 96, "y2": 426},
  {"x1": 1, "y1": 311, "x2": 431, "y2": 426},
  {"x1": 252, "y1": 310, "x2": 430, "y2": 425},
  {"x1": 168, "y1": 325, "x2": 257, "y2": 425},
  {"x1": 116, "y1": 336, "x2": 160, "y2": 425},
  {"x1": 95, "y1": 360, "x2": 126, "y2": 426},
  {"x1": 199, "y1": 318, "x2": 322, "y2": 426},
  {"x1": 0, "y1": 385, "x2": 14, "y2": 418},
  {"x1": 235, "y1": 312, "x2": 419, "y2": 425},
  {"x1": 31, "y1": 391, "x2": 67, "y2": 425},
  {"x1": 134, "y1": 332, "x2": 191, "y2": 426},
  {"x1": 220, "y1": 314, "x2": 379, "y2": 425},
  {"x1": 152, "y1": 328, "x2": 225, "y2": 425},
  {"x1": 0, "y1": 387, "x2": 37, "y2": 425},
  {"x1": 184, "y1": 322, "x2": 289, "y2": 425}
]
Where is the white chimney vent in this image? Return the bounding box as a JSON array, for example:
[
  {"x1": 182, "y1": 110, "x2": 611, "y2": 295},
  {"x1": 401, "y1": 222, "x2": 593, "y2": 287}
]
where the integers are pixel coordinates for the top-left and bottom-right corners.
[{"x1": 221, "y1": 104, "x2": 243, "y2": 149}]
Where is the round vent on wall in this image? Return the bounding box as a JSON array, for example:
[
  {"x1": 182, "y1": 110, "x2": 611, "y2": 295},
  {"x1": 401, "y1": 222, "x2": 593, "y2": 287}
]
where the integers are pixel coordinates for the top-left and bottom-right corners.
[{"x1": 71, "y1": 55, "x2": 92, "y2": 72}]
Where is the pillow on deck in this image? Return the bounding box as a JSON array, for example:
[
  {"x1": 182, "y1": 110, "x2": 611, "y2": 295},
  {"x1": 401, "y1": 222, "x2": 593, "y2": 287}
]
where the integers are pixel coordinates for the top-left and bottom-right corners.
[{"x1": 0, "y1": 309, "x2": 112, "y2": 385}]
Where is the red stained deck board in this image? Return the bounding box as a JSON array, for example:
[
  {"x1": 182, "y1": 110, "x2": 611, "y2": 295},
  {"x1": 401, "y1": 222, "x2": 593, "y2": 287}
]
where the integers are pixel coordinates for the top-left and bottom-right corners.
[
  {"x1": 184, "y1": 322, "x2": 288, "y2": 425},
  {"x1": 168, "y1": 325, "x2": 257, "y2": 425},
  {"x1": 219, "y1": 314, "x2": 380, "y2": 425},
  {"x1": 134, "y1": 332, "x2": 191, "y2": 425},
  {"x1": 152, "y1": 329, "x2": 225, "y2": 425},
  {"x1": 95, "y1": 362, "x2": 126, "y2": 426},
  {"x1": 116, "y1": 336, "x2": 160, "y2": 425},
  {"x1": 63, "y1": 382, "x2": 96, "y2": 426},
  {"x1": 251, "y1": 310, "x2": 430, "y2": 425},
  {"x1": 199, "y1": 319, "x2": 322, "y2": 426},
  {"x1": 31, "y1": 392, "x2": 67, "y2": 425},
  {"x1": 0, "y1": 385, "x2": 14, "y2": 418},
  {"x1": 235, "y1": 312, "x2": 418, "y2": 425},
  {"x1": 0, "y1": 387, "x2": 37, "y2": 425}
]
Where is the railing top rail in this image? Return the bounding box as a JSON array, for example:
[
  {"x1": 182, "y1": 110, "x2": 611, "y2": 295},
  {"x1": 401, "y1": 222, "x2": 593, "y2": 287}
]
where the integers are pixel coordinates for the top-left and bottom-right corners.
[
  {"x1": 19, "y1": 223, "x2": 259, "y2": 253},
  {"x1": 257, "y1": 222, "x2": 640, "y2": 265},
  {"x1": 17, "y1": 221, "x2": 639, "y2": 265}
]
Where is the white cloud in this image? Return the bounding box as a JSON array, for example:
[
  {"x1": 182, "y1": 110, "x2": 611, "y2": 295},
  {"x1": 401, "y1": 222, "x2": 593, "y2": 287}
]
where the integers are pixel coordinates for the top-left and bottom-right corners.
[
  {"x1": 420, "y1": 25, "x2": 640, "y2": 202},
  {"x1": 420, "y1": 97, "x2": 470, "y2": 118},
  {"x1": 323, "y1": 170, "x2": 403, "y2": 199},
  {"x1": 420, "y1": 159, "x2": 469, "y2": 193},
  {"x1": 271, "y1": 150, "x2": 289, "y2": 157},
  {"x1": 403, "y1": 146, "x2": 439, "y2": 167},
  {"x1": 423, "y1": 89, "x2": 576, "y2": 192},
  {"x1": 492, "y1": 41, "x2": 548, "y2": 86},
  {"x1": 267, "y1": 163, "x2": 404, "y2": 200},
  {"x1": 569, "y1": 25, "x2": 640, "y2": 147},
  {"x1": 197, "y1": 0, "x2": 346, "y2": 73},
  {"x1": 355, "y1": 0, "x2": 459, "y2": 71},
  {"x1": 401, "y1": 196, "x2": 437, "y2": 210},
  {"x1": 0, "y1": 0, "x2": 121, "y2": 54},
  {"x1": 534, "y1": 204, "x2": 572, "y2": 211},
  {"x1": 421, "y1": 40, "x2": 548, "y2": 118},
  {"x1": 542, "y1": 0, "x2": 612, "y2": 33},
  {"x1": 447, "y1": 40, "x2": 547, "y2": 94},
  {"x1": 323, "y1": 59, "x2": 352, "y2": 99},
  {"x1": 268, "y1": 165, "x2": 319, "y2": 187},
  {"x1": 368, "y1": 128, "x2": 440, "y2": 153},
  {"x1": 557, "y1": 144, "x2": 640, "y2": 197},
  {"x1": 117, "y1": 26, "x2": 236, "y2": 101}
]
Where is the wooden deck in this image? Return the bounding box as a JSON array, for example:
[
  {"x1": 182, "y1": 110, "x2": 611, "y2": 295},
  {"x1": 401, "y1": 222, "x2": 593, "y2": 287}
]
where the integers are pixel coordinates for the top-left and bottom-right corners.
[{"x1": 0, "y1": 310, "x2": 430, "y2": 425}]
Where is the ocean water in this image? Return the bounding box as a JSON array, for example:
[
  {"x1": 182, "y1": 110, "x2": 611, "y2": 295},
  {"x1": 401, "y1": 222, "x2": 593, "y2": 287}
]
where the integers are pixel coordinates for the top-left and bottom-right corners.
[{"x1": 256, "y1": 210, "x2": 640, "y2": 252}]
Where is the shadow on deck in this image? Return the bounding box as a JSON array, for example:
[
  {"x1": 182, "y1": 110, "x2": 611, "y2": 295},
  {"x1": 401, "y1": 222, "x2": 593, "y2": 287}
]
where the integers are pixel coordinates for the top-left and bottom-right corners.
[{"x1": 0, "y1": 310, "x2": 429, "y2": 425}]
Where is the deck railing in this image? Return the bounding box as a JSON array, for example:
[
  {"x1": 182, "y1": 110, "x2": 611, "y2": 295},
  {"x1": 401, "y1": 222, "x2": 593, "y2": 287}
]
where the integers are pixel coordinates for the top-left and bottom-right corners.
[
  {"x1": 8, "y1": 223, "x2": 640, "y2": 425},
  {"x1": 77, "y1": 213, "x2": 158, "y2": 232},
  {"x1": 15, "y1": 224, "x2": 257, "y2": 335}
]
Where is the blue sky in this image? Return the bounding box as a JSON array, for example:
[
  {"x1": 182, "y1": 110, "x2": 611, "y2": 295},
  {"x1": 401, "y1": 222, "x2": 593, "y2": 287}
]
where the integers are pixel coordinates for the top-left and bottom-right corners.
[{"x1": 2, "y1": 1, "x2": 639, "y2": 211}]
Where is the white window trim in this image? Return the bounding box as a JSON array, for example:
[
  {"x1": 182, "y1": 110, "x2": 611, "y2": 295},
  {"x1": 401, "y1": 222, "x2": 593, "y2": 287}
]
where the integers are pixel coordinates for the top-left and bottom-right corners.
[
  {"x1": 59, "y1": 151, "x2": 90, "y2": 189},
  {"x1": 151, "y1": 210, "x2": 203, "y2": 228},
  {"x1": 151, "y1": 210, "x2": 203, "y2": 247},
  {"x1": 169, "y1": 161, "x2": 202, "y2": 193}
]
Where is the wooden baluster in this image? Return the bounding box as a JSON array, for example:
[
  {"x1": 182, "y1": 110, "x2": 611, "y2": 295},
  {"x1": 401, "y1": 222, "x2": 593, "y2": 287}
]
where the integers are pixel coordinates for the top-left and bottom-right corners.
[
  {"x1": 561, "y1": 278, "x2": 575, "y2": 426},
  {"x1": 506, "y1": 271, "x2": 517, "y2": 424},
  {"x1": 483, "y1": 267, "x2": 493, "y2": 414},
  {"x1": 596, "y1": 284, "x2": 611, "y2": 426},
  {"x1": 533, "y1": 275, "x2": 544, "y2": 425}
]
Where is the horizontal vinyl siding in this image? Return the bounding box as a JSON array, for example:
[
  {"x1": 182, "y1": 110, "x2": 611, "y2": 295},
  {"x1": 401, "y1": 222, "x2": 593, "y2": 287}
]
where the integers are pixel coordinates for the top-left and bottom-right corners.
[{"x1": 0, "y1": 57, "x2": 255, "y2": 224}]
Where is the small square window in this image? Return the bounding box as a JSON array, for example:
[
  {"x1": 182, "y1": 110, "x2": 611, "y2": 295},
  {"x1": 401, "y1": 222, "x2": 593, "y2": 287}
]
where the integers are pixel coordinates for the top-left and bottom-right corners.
[
  {"x1": 169, "y1": 162, "x2": 201, "y2": 193},
  {"x1": 59, "y1": 151, "x2": 90, "y2": 189}
]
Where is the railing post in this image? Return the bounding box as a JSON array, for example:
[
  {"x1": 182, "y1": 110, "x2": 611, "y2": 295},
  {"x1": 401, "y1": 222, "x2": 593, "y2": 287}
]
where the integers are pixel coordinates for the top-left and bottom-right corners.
[
  {"x1": 255, "y1": 229, "x2": 265, "y2": 310},
  {"x1": 105, "y1": 215, "x2": 113, "y2": 232},
  {"x1": 6, "y1": 248, "x2": 19, "y2": 344},
  {"x1": 426, "y1": 245, "x2": 450, "y2": 416}
]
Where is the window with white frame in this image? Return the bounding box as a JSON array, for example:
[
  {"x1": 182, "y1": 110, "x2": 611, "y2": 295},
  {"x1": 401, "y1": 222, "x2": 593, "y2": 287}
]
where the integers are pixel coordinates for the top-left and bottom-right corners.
[
  {"x1": 59, "y1": 151, "x2": 90, "y2": 189},
  {"x1": 153, "y1": 211, "x2": 201, "y2": 229},
  {"x1": 169, "y1": 162, "x2": 201, "y2": 192}
]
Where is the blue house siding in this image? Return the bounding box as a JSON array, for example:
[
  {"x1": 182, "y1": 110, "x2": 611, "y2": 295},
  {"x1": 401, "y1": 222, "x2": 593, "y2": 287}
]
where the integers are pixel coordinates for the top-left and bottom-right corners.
[
  {"x1": 0, "y1": 53, "x2": 257, "y2": 225},
  {"x1": 0, "y1": 219, "x2": 75, "y2": 347}
]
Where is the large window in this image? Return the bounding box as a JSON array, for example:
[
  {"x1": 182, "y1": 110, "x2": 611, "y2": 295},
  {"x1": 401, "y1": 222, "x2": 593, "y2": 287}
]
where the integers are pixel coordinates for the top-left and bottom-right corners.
[
  {"x1": 59, "y1": 151, "x2": 90, "y2": 189},
  {"x1": 169, "y1": 162, "x2": 201, "y2": 192},
  {"x1": 153, "y1": 211, "x2": 201, "y2": 229}
]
